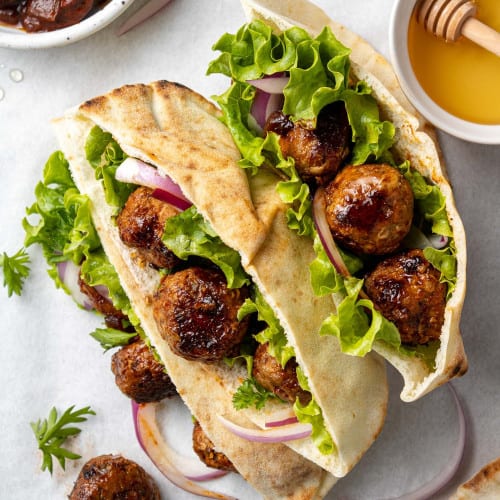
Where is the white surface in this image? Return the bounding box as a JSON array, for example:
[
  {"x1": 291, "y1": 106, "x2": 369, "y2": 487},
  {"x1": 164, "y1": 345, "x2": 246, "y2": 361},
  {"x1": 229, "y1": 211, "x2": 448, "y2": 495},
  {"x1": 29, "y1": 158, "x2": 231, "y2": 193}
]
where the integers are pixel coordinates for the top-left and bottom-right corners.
[
  {"x1": 389, "y1": 0, "x2": 500, "y2": 145},
  {"x1": 1, "y1": 0, "x2": 499, "y2": 498},
  {"x1": 0, "y1": 0, "x2": 136, "y2": 49}
]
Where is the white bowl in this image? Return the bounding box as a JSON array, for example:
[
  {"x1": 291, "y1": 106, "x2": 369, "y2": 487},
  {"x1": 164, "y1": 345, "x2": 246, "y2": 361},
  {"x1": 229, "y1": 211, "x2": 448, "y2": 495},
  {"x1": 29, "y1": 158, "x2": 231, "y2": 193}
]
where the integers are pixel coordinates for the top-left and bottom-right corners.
[
  {"x1": 0, "y1": 0, "x2": 135, "y2": 49},
  {"x1": 389, "y1": 0, "x2": 500, "y2": 144}
]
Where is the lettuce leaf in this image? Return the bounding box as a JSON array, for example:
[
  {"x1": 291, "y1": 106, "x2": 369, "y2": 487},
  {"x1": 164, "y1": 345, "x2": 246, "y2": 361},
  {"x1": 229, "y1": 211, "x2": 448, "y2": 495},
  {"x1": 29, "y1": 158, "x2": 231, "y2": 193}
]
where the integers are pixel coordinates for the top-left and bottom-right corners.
[
  {"x1": 162, "y1": 206, "x2": 250, "y2": 289},
  {"x1": 208, "y1": 20, "x2": 395, "y2": 169},
  {"x1": 23, "y1": 150, "x2": 135, "y2": 321},
  {"x1": 85, "y1": 126, "x2": 134, "y2": 210},
  {"x1": 23, "y1": 151, "x2": 100, "y2": 280},
  {"x1": 237, "y1": 287, "x2": 295, "y2": 368},
  {"x1": 294, "y1": 366, "x2": 335, "y2": 455}
]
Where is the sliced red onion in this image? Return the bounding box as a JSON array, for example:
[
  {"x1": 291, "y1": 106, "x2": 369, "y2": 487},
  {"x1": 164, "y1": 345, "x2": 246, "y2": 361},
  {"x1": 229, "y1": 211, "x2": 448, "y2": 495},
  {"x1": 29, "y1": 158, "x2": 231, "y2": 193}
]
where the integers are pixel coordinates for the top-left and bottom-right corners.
[
  {"x1": 249, "y1": 86, "x2": 285, "y2": 131},
  {"x1": 217, "y1": 414, "x2": 311, "y2": 443},
  {"x1": 312, "y1": 188, "x2": 351, "y2": 277},
  {"x1": 391, "y1": 382, "x2": 466, "y2": 500},
  {"x1": 250, "y1": 90, "x2": 270, "y2": 132},
  {"x1": 264, "y1": 407, "x2": 298, "y2": 428},
  {"x1": 57, "y1": 261, "x2": 93, "y2": 310},
  {"x1": 428, "y1": 233, "x2": 449, "y2": 249},
  {"x1": 115, "y1": 158, "x2": 192, "y2": 211},
  {"x1": 132, "y1": 402, "x2": 236, "y2": 499},
  {"x1": 151, "y1": 188, "x2": 192, "y2": 211},
  {"x1": 247, "y1": 76, "x2": 290, "y2": 94}
]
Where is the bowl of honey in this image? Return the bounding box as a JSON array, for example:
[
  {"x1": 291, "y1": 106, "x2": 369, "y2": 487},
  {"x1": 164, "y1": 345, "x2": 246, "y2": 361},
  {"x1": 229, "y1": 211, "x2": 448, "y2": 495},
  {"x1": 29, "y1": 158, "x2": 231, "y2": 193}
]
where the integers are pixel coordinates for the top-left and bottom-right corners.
[{"x1": 389, "y1": 0, "x2": 500, "y2": 144}]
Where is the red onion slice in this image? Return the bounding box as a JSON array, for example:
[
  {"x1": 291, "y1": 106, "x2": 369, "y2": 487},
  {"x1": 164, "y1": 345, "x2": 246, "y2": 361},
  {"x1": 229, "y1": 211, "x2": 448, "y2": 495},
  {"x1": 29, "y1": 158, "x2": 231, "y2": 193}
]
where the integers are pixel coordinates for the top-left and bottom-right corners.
[
  {"x1": 115, "y1": 158, "x2": 192, "y2": 211},
  {"x1": 132, "y1": 402, "x2": 236, "y2": 499},
  {"x1": 247, "y1": 76, "x2": 290, "y2": 94},
  {"x1": 428, "y1": 233, "x2": 449, "y2": 249},
  {"x1": 57, "y1": 261, "x2": 93, "y2": 310},
  {"x1": 312, "y1": 188, "x2": 351, "y2": 277},
  {"x1": 217, "y1": 414, "x2": 311, "y2": 443},
  {"x1": 390, "y1": 383, "x2": 466, "y2": 500},
  {"x1": 264, "y1": 407, "x2": 299, "y2": 428}
]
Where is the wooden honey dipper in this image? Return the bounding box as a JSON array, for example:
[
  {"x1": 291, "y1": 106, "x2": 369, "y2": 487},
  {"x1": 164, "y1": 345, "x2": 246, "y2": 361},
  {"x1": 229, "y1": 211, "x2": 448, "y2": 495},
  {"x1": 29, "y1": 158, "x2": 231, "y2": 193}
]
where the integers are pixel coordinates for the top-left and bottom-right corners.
[{"x1": 417, "y1": 0, "x2": 500, "y2": 56}]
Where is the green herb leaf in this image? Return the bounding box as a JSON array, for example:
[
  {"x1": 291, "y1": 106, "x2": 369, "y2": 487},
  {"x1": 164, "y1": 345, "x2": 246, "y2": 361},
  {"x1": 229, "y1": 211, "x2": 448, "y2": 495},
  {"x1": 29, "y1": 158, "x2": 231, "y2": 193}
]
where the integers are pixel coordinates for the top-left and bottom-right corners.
[
  {"x1": 0, "y1": 248, "x2": 30, "y2": 297},
  {"x1": 30, "y1": 405, "x2": 95, "y2": 474},
  {"x1": 90, "y1": 327, "x2": 137, "y2": 352},
  {"x1": 232, "y1": 378, "x2": 278, "y2": 410}
]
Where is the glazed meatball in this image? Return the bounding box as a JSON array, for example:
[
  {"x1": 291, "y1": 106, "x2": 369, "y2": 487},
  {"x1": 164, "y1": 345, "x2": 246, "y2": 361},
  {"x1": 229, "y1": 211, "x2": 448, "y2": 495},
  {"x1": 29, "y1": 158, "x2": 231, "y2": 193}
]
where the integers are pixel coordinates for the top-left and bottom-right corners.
[
  {"x1": 78, "y1": 275, "x2": 134, "y2": 332},
  {"x1": 111, "y1": 340, "x2": 177, "y2": 403},
  {"x1": 324, "y1": 163, "x2": 414, "y2": 255},
  {"x1": 192, "y1": 421, "x2": 237, "y2": 473},
  {"x1": 69, "y1": 454, "x2": 160, "y2": 500},
  {"x1": 364, "y1": 249, "x2": 447, "y2": 345},
  {"x1": 117, "y1": 186, "x2": 181, "y2": 270},
  {"x1": 252, "y1": 343, "x2": 311, "y2": 405},
  {"x1": 265, "y1": 102, "x2": 351, "y2": 186},
  {"x1": 152, "y1": 267, "x2": 250, "y2": 362}
]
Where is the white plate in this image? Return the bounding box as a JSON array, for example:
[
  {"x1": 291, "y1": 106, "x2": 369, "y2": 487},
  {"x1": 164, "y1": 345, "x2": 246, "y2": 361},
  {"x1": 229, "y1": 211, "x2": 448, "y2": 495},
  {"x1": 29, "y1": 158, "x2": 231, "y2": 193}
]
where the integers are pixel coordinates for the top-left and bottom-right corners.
[{"x1": 0, "y1": 0, "x2": 135, "y2": 49}]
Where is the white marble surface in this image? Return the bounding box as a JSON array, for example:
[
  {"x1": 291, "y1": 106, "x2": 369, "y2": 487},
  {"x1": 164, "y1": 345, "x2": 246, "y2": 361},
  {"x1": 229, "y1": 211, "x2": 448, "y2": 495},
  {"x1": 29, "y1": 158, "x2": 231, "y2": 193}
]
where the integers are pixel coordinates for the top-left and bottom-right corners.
[{"x1": 1, "y1": 0, "x2": 499, "y2": 498}]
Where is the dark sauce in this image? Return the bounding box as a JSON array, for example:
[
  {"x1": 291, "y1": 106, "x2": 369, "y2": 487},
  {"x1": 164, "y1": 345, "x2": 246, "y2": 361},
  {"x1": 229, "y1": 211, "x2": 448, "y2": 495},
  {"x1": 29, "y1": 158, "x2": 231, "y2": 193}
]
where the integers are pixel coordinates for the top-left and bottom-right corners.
[{"x1": 0, "y1": 0, "x2": 109, "y2": 33}]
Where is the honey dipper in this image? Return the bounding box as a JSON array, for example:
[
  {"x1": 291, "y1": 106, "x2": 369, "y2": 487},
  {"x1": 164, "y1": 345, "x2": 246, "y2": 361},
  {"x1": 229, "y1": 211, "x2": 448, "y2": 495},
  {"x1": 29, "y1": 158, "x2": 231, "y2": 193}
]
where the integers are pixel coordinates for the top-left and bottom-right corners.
[{"x1": 417, "y1": 0, "x2": 500, "y2": 56}]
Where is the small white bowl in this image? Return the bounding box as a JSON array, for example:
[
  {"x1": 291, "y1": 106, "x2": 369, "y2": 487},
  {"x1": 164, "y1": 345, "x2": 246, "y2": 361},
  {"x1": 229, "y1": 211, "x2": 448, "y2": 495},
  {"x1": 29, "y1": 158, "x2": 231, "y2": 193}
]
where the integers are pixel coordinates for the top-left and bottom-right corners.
[
  {"x1": 0, "y1": 0, "x2": 135, "y2": 49},
  {"x1": 389, "y1": 0, "x2": 500, "y2": 144}
]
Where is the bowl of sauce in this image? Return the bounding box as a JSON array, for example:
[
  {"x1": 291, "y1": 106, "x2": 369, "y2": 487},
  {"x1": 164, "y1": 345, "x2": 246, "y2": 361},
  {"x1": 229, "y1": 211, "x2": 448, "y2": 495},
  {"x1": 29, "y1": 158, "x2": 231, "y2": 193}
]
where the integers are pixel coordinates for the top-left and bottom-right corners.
[
  {"x1": 0, "y1": 0, "x2": 135, "y2": 48},
  {"x1": 389, "y1": 0, "x2": 500, "y2": 144}
]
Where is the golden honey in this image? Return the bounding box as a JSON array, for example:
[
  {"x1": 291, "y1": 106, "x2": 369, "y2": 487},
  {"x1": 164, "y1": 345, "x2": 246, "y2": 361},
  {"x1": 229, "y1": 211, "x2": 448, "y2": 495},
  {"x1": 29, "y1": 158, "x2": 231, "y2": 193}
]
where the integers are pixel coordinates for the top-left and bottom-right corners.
[{"x1": 408, "y1": 0, "x2": 500, "y2": 124}]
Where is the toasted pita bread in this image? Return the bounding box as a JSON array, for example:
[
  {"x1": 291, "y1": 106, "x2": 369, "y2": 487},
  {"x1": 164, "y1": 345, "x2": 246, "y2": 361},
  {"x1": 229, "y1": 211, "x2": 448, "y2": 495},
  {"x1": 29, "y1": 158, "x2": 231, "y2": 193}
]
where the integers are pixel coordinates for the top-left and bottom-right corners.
[
  {"x1": 52, "y1": 81, "x2": 388, "y2": 494},
  {"x1": 452, "y1": 458, "x2": 500, "y2": 499},
  {"x1": 239, "y1": 0, "x2": 467, "y2": 402}
]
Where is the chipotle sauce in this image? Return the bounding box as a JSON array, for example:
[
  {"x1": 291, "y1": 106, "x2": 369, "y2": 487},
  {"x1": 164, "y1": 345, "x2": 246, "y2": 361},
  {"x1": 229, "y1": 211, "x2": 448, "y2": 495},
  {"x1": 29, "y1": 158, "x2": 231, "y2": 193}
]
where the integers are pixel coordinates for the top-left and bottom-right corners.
[{"x1": 0, "y1": 0, "x2": 109, "y2": 33}]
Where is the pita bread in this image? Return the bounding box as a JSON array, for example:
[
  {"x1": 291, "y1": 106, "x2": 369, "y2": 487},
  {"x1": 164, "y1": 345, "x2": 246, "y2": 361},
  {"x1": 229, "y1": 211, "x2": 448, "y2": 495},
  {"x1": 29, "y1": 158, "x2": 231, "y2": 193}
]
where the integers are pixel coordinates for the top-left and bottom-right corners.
[
  {"x1": 52, "y1": 80, "x2": 388, "y2": 494},
  {"x1": 452, "y1": 457, "x2": 500, "y2": 499},
  {"x1": 239, "y1": 0, "x2": 467, "y2": 402}
]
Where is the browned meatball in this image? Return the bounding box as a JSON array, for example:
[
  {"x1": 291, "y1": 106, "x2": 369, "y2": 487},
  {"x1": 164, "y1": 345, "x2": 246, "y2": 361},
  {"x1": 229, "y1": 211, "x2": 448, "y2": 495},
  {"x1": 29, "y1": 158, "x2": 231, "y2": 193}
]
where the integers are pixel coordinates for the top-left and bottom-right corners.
[
  {"x1": 78, "y1": 275, "x2": 134, "y2": 332},
  {"x1": 264, "y1": 102, "x2": 351, "y2": 186},
  {"x1": 252, "y1": 343, "x2": 311, "y2": 405},
  {"x1": 117, "y1": 187, "x2": 181, "y2": 270},
  {"x1": 192, "y1": 421, "x2": 237, "y2": 473},
  {"x1": 69, "y1": 454, "x2": 160, "y2": 500},
  {"x1": 152, "y1": 267, "x2": 250, "y2": 362},
  {"x1": 324, "y1": 163, "x2": 414, "y2": 255},
  {"x1": 364, "y1": 249, "x2": 447, "y2": 345},
  {"x1": 111, "y1": 340, "x2": 177, "y2": 403}
]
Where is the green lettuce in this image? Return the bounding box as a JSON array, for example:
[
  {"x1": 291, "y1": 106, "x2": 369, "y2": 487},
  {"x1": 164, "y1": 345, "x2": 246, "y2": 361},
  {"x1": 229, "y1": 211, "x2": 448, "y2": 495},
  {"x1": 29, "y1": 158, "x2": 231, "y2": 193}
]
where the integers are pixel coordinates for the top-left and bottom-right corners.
[
  {"x1": 161, "y1": 206, "x2": 250, "y2": 289},
  {"x1": 208, "y1": 20, "x2": 394, "y2": 235},
  {"x1": 23, "y1": 150, "x2": 135, "y2": 321},
  {"x1": 294, "y1": 367, "x2": 335, "y2": 455},
  {"x1": 85, "y1": 126, "x2": 134, "y2": 210},
  {"x1": 237, "y1": 287, "x2": 295, "y2": 367}
]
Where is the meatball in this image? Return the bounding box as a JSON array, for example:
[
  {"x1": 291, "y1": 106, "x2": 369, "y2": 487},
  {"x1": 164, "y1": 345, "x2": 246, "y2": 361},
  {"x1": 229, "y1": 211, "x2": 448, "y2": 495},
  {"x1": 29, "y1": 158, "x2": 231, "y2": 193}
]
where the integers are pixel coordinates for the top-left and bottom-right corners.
[
  {"x1": 111, "y1": 340, "x2": 177, "y2": 403},
  {"x1": 324, "y1": 163, "x2": 414, "y2": 255},
  {"x1": 69, "y1": 454, "x2": 160, "y2": 500},
  {"x1": 252, "y1": 343, "x2": 311, "y2": 405},
  {"x1": 78, "y1": 275, "x2": 134, "y2": 332},
  {"x1": 152, "y1": 267, "x2": 250, "y2": 362},
  {"x1": 117, "y1": 186, "x2": 181, "y2": 270},
  {"x1": 264, "y1": 102, "x2": 351, "y2": 186},
  {"x1": 364, "y1": 249, "x2": 447, "y2": 345},
  {"x1": 192, "y1": 421, "x2": 237, "y2": 473}
]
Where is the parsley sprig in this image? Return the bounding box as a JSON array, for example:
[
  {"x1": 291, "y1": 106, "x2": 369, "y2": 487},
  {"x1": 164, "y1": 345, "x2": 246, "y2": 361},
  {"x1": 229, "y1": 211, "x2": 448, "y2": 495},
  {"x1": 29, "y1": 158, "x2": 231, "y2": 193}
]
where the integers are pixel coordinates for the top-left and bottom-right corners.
[
  {"x1": 30, "y1": 405, "x2": 95, "y2": 474},
  {"x1": 232, "y1": 378, "x2": 278, "y2": 410},
  {"x1": 0, "y1": 248, "x2": 30, "y2": 297}
]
